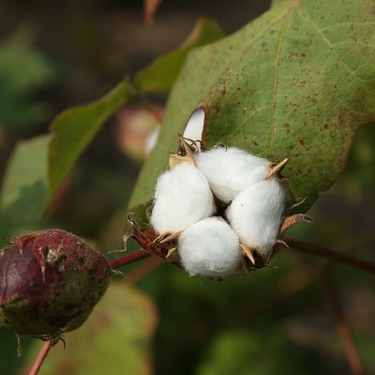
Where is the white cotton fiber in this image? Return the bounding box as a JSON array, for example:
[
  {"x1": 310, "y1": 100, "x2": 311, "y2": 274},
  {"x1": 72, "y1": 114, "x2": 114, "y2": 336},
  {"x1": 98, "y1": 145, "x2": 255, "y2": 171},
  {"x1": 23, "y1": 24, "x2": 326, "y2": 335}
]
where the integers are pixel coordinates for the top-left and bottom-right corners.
[
  {"x1": 195, "y1": 147, "x2": 270, "y2": 203},
  {"x1": 226, "y1": 179, "x2": 285, "y2": 256},
  {"x1": 182, "y1": 108, "x2": 205, "y2": 148},
  {"x1": 150, "y1": 162, "x2": 216, "y2": 234},
  {"x1": 178, "y1": 217, "x2": 241, "y2": 278}
]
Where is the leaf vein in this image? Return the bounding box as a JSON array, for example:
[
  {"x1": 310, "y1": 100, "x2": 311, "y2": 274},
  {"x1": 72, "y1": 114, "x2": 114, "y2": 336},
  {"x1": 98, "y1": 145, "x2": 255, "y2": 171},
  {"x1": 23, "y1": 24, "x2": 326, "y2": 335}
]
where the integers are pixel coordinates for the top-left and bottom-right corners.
[
  {"x1": 298, "y1": 11, "x2": 366, "y2": 83},
  {"x1": 231, "y1": 105, "x2": 272, "y2": 136},
  {"x1": 269, "y1": 18, "x2": 291, "y2": 157},
  {"x1": 318, "y1": 21, "x2": 375, "y2": 33}
]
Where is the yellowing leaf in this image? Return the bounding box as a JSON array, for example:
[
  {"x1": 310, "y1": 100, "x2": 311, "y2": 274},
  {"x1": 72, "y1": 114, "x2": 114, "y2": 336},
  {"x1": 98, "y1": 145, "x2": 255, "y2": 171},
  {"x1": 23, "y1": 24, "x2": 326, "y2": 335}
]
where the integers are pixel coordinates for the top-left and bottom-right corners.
[{"x1": 22, "y1": 282, "x2": 157, "y2": 375}]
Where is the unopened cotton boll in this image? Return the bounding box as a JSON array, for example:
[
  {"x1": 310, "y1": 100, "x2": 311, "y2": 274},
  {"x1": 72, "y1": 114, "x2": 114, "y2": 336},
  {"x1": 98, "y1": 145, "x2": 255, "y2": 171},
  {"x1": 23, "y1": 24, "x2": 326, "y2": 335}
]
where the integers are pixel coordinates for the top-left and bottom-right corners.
[
  {"x1": 226, "y1": 179, "x2": 285, "y2": 256},
  {"x1": 178, "y1": 217, "x2": 241, "y2": 278},
  {"x1": 195, "y1": 147, "x2": 270, "y2": 203},
  {"x1": 151, "y1": 162, "x2": 216, "y2": 234}
]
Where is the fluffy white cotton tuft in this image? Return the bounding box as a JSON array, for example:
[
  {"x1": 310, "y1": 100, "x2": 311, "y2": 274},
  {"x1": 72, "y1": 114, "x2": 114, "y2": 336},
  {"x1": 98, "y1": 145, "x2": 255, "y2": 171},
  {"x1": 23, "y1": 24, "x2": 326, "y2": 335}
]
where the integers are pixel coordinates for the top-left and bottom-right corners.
[
  {"x1": 182, "y1": 108, "x2": 205, "y2": 148},
  {"x1": 226, "y1": 179, "x2": 285, "y2": 255},
  {"x1": 178, "y1": 217, "x2": 241, "y2": 278},
  {"x1": 195, "y1": 147, "x2": 270, "y2": 203},
  {"x1": 151, "y1": 162, "x2": 216, "y2": 234}
]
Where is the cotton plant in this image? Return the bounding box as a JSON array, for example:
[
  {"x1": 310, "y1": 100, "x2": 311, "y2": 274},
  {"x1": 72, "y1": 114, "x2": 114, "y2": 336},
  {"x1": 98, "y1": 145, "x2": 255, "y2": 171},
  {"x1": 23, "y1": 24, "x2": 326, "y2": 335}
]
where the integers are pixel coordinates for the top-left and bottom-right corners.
[{"x1": 129, "y1": 132, "x2": 307, "y2": 279}]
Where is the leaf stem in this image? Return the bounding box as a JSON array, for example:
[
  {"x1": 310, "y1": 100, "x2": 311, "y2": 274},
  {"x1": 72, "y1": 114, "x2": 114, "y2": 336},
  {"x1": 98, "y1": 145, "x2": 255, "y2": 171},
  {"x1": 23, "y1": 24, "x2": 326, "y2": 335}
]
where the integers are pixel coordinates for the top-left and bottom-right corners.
[
  {"x1": 28, "y1": 340, "x2": 52, "y2": 375},
  {"x1": 109, "y1": 250, "x2": 150, "y2": 270},
  {"x1": 285, "y1": 238, "x2": 375, "y2": 275},
  {"x1": 322, "y1": 268, "x2": 363, "y2": 375}
]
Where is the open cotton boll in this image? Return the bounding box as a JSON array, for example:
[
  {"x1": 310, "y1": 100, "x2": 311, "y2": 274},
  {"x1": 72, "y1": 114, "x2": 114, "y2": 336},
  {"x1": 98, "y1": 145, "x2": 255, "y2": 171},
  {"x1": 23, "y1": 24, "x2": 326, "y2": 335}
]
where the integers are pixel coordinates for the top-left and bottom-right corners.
[
  {"x1": 195, "y1": 147, "x2": 270, "y2": 203},
  {"x1": 226, "y1": 179, "x2": 285, "y2": 255},
  {"x1": 178, "y1": 217, "x2": 241, "y2": 278},
  {"x1": 151, "y1": 162, "x2": 216, "y2": 234}
]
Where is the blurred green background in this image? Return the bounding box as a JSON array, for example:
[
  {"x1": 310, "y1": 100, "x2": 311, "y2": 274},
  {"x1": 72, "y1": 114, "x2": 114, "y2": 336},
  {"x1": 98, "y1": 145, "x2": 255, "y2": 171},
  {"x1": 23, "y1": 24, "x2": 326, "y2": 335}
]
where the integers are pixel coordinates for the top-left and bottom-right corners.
[{"x1": 0, "y1": 0, "x2": 374, "y2": 374}]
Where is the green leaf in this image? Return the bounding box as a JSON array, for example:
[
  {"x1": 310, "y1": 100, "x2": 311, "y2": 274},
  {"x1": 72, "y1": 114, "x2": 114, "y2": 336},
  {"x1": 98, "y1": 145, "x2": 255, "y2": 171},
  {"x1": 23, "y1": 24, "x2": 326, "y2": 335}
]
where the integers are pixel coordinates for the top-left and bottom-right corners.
[
  {"x1": 197, "y1": 331, "x2": 262, "y2": 375},
  {"x1": 0, "y1": 135, "x2": 49, "y2": 239},
  {"x1": 133, "y1": 18, "x2": 226, "y2": 94},
  {"x1": 0, "y1": 25, "x2": 57, "y2": 131},
  {"x1": 196, "y1": 329, "x2": 338, "y2": 375},
  {"x1": 129, "y1": 0, "x2": 375, "y2": 212},
  {"x1": 23, "y1": 282, "x2": 157, "y2": 375},
  {"x1": 48, "y1": 80, "x2": 131, "y2": 200}
]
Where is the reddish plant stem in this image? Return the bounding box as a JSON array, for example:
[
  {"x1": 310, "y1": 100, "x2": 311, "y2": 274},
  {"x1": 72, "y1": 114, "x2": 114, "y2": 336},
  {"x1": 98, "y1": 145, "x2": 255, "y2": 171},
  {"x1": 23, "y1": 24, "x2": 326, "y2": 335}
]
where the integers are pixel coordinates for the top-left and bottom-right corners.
[
  {"x1": 322, "y1": 269, "x2": 363, "y2": 375},
  {"x1": 109, "y1": 249, "x2": 150, "y2": 270},
  {"x1": 28, "y1": 340, "x2": 52, "y2": 375},
  {"x1": 285, "y1": 238, "x2": 375, "y2": 275}
]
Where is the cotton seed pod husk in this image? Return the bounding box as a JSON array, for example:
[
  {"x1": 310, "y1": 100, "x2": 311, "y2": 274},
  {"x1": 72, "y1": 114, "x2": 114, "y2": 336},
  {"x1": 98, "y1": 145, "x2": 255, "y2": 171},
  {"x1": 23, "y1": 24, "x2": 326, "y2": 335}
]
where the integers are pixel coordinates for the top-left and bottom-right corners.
[
  {"x1": 0, "y1": 229, "x2": 111, "y2": 340},
  {"x1": 127, "y1": 215, "x2": 183, "y2": 268}
]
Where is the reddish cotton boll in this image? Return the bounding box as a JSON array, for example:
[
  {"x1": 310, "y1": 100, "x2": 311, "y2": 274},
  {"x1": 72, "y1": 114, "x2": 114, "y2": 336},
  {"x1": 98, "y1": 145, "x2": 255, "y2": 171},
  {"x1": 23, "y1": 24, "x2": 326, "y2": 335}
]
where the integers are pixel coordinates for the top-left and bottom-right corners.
[
  {"x1": 0, "y1": 229, "x2": 111, "y2": 341},
  {"x1": 178, "y1": 217, "x2": 241, "y2": 278},
  {"x1": 195, "y1": 147, "x2": 270, "y2": 203},
  {"x1": 226, "y1": 179, "x2": 285, "y2": 256},
  {"x1": 150, "y1": 162, "x2": 216, "y2": 234}
]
